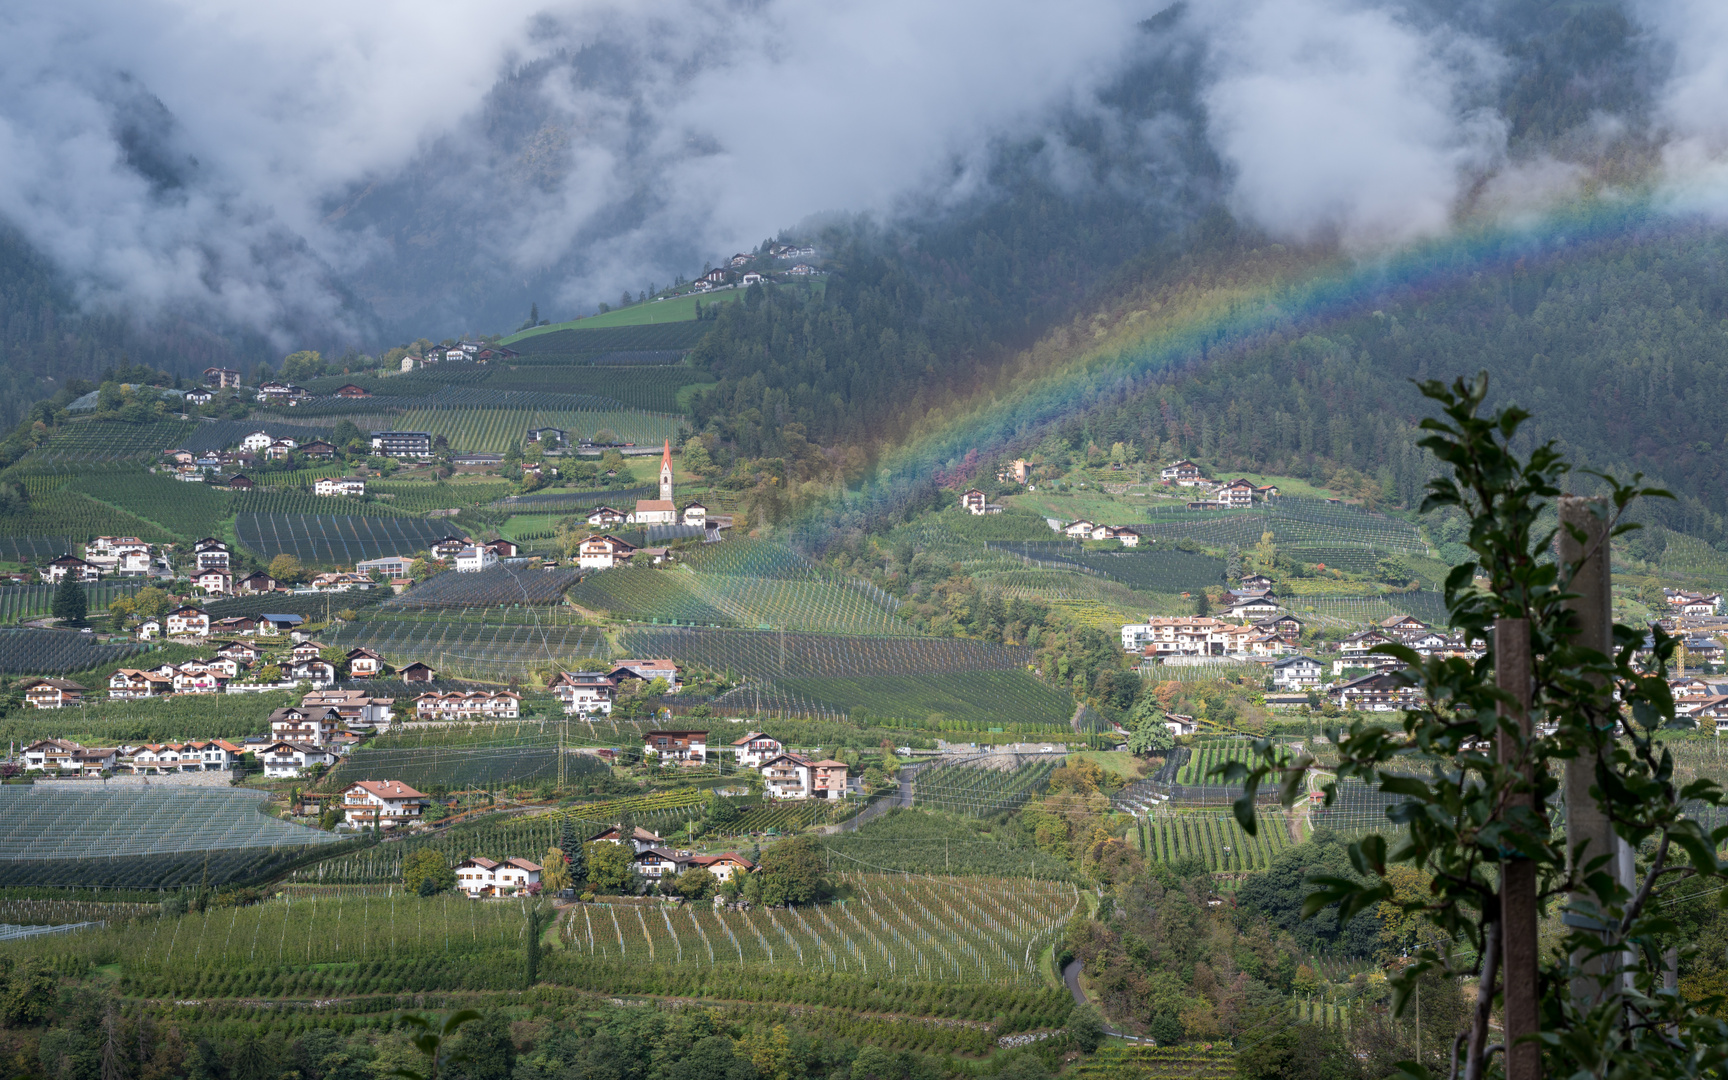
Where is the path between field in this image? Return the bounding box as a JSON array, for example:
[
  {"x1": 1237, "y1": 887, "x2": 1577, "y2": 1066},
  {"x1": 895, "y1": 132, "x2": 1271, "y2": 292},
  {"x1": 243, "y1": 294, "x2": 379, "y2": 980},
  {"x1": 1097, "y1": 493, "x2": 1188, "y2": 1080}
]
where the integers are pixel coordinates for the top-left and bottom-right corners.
[{"x1": 1062, "y1": 959, "x2": 1140, "y2": 1040}]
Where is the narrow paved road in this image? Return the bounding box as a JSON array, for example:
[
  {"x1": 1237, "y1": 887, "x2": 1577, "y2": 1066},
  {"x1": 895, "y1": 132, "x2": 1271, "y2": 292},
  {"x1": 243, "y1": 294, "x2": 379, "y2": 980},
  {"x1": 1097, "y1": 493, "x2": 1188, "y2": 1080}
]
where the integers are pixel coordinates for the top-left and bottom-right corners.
[
  {"x1": 1062, "y1": 958, "x2": 1142, "y2": 1040},
  {"x1": 840, "y1": 762, "x2": 927, "y2": 831}
]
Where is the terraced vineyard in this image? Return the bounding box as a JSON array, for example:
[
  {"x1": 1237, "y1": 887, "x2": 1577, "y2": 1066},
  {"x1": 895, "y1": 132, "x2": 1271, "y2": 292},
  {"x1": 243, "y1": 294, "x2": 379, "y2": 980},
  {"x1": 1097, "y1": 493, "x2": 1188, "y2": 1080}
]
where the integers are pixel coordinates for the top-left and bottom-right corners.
[
  {"x1": 1133, "y1": 810, "x2": 1296, "y2": 872},
  {"x1": 235, "y1": 513, "x2": 449, "y2": 563},
  {"x1": 1309, "y1": 777, "x2": 1409, "y2": 837},
  {"x1": 0, "y1": 628, "x2": 141, "y2": 675},
  {"x1": 618, "y1": 627, "x2": 1033, "y2": 679},
  {"x1": 1127, "y1": 496, "x2": 1428, "y2": 556},
  {"x1": 742, "y1": 673, "x2": 1073, "y2": 728},
  {"x1": 912, "y1": 760, "x2": 1057, "y2": 818}
]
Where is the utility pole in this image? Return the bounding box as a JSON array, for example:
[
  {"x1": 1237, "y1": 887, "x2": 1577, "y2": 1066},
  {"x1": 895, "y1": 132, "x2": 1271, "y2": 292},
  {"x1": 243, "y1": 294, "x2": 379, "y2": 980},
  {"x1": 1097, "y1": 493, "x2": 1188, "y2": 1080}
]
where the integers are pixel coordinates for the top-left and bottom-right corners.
[
  {"x1": 1497, "y1": 615, "x2": 1540, "y2": 1080},
  {"x1": 1558, "y1": 496, "x2": 1633, "y2": 1011}
]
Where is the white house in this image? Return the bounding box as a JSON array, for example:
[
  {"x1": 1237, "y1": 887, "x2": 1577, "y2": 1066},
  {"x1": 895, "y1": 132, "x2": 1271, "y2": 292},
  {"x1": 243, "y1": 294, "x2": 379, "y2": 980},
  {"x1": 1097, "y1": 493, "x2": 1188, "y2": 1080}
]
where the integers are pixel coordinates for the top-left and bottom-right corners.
[
  {"x1": 549, "y1": 671, "x2": 615, "y2": 715},
  {"x1": 414, "y1": 689, "x2": 521, "y2": 720},
  {"x1": 1271, "y1": 655, "x2": 1324, "y2": 690},
  {"x1": 259, "y1": 741, "x2": 340, "y2": 778},
  {"x1": 314, "y1": 476, "x2": 367, "y2": 498},
  {"x1": 342, "y1": 780, "x2": 428, "y2": 828},
  {"x1": 688, "y1": 853, "x2": 754, "y2": 883},
  {"x1": 240, "y1": 431, "x2": 276, "y2": 452},
  {"x1": 165, "y1": 606, "x2": 210, "y2": 637},
  {"x1": 586, "y1": 506, "x2": 629, "y2": 528},
  {"x1": 454, "y1": 546, "x2": 499, "y2": 573},
  {"x1": 731, "y1": 731, "x2": 784, "y2": 768},
  {"x1": 269, "y1": 705, "x2": 343, "y2": 746},
  {"x1": 681, "y1": 502, "x2": 707, "y2": 527},
  {"x1": 760, "y1": 753, "x2": 849, "y2": 800},
  {"x1": 193, "y1": 568, "x2": 232, "y2": 595},
  {"x1": 578, "y1": 534, "x2": 636, "y2": 570},
  {"x1": 40, "y1": 556, "x2": 100, "y2": 584},
  {"x1": 1062, "y1": 520, "x2": 1095, "y2": 539},
  {"x1": 587, "y1": 825, "x2": 664, "y2": 852},
  {"x1": 194, "y1": 538, "x2": 231, "y2": 571},
  {"x1": 1160, "y1": 460, "x2": 1203, "y2": 485},
  {"x1": 454, "y1": 856, "x2": 542, "y2": 897}
]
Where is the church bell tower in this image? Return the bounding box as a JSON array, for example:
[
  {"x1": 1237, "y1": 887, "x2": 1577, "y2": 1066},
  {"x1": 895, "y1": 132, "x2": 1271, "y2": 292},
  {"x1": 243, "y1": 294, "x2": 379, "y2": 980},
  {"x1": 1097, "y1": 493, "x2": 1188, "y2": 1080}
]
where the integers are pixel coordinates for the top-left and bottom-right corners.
[{"x1": 660, "y1": 440, "x2": 674, "y2": 502}]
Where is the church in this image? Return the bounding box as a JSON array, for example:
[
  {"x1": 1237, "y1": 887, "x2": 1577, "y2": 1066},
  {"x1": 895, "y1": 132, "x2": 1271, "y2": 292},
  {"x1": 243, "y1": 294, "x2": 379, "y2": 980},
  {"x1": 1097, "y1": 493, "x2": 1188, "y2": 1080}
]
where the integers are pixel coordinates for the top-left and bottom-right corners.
[{"x1": 630, "y1": 442, "x2": 679, "y2": 525}]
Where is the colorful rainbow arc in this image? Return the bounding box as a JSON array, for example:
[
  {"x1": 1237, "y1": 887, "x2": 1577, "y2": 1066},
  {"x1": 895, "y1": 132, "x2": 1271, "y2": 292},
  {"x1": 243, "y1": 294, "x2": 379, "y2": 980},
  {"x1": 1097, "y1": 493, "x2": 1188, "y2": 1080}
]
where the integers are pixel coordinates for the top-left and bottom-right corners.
[{"x1": 787, "y1": 190, "x2": 1717, "y2": 544}]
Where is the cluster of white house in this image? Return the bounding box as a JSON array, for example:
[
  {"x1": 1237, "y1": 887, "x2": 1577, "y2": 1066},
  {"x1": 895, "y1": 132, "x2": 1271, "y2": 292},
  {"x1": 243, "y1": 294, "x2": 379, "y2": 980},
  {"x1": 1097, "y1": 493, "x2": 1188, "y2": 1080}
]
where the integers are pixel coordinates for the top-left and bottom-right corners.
[{"x1": 1155, "y1": 461, "x2": 1281, "y2": 509}]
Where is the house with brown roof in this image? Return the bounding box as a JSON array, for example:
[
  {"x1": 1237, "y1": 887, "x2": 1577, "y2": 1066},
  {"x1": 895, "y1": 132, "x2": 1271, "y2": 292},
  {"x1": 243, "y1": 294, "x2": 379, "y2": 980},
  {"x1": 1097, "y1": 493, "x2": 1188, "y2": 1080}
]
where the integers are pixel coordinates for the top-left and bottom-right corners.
[
  {"x1": 688, "y1": 852, "x2": 755, "y2": 883},
  {"x1": 643, "y1": 730, "x2": 707, "y2": 764},
  {"x1": 23, "y1": 679, "x2": 86, "y2": 709},
  {"x1": 342, "y1": 780, "x2": 428, "y2": 828},
  {"x1": 588, "y1": 825, "x2": 664, "y2": 852},
  {"x1": 731, "y1": 731, "x2": 784, "y2": 768}
]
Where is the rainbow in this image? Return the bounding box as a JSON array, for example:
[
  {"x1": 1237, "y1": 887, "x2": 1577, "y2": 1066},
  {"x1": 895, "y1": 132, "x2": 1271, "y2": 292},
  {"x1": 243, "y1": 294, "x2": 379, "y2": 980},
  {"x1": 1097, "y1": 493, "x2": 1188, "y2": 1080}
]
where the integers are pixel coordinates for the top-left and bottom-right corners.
[{"x1": 789, "y1": 189, "x2": 1714, "y2": 543}]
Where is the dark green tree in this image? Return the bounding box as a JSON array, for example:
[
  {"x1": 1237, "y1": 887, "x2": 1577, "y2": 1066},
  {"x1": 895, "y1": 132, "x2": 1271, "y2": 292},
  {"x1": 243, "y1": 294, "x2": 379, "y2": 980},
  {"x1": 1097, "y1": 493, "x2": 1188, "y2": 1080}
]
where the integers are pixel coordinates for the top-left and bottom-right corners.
[
  {"x1": 558, "y1": 819, "x2": 585, "y2": 885},
  {"x1": 52, "y1": 576, "x2": 86, "y2": 626},
  {"x1": 449, "y1": 1011, "x2": 514, "y2": 1080}
]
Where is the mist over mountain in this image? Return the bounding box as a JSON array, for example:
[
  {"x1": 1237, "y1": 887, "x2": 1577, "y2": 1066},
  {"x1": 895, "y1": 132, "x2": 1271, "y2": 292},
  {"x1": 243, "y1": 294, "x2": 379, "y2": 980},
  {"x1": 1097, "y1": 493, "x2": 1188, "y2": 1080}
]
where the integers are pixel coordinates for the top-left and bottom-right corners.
[{"x1": 0, "y1": 0, "x2": 1709, "y2": 359}]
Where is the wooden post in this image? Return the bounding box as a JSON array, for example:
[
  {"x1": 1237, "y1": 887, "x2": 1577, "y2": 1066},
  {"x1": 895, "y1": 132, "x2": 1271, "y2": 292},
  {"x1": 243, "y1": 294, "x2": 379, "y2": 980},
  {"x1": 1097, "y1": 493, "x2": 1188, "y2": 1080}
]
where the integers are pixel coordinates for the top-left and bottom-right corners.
[
  {"x1": 1557, "y1": 495, "x2": 1631, "y2": 1006},
  {"x1": 1497, "y1": 616, "x2": 1540, "y2": 1080}
]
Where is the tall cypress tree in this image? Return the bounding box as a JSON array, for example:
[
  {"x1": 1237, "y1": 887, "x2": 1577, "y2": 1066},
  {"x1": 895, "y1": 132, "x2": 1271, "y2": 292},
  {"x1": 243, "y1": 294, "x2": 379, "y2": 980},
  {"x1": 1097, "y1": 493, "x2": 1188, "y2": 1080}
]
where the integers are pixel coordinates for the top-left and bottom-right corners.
[
  {"x1": 51, "y1": 577, "x2": 86, "y2": 627},
  {"x1": 559, "y1": 818, "x2": 585, "y2": 885}
]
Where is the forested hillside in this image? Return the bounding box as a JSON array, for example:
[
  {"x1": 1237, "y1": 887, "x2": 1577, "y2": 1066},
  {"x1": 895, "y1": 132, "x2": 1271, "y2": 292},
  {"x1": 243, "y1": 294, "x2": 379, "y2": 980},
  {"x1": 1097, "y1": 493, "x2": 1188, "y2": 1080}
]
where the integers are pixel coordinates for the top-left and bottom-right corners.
[{"x1": 1067, "y1": 222, "x2": 1728, "y2": 542}]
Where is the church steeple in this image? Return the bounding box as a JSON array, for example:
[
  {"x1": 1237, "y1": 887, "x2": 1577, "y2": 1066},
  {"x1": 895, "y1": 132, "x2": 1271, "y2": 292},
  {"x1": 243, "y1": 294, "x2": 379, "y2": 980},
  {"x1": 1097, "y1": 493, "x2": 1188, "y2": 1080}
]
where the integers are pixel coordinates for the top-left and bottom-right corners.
[{"x1": 660, "y1": 440, "x2": 674, "y2": 502}]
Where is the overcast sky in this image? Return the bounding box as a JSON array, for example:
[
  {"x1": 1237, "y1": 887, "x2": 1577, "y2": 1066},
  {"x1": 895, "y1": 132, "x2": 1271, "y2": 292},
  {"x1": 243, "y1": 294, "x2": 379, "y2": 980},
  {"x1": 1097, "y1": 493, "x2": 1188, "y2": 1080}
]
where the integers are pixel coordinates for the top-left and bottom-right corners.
[{"x1": 0, "y1": 0, "x2": 1719, "y2": 344}]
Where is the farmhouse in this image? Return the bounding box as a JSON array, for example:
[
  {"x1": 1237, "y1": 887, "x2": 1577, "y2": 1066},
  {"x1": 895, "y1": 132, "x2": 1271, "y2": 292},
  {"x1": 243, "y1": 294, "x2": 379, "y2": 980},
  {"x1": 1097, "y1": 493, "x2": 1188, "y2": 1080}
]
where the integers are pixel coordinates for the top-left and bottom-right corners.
[
  {"x1": 588, "y1": 825, "x2": 664, "y2": 852},
  {"x1": 258, "y1": 613, "x2": 304, "y2": 635},
  {"x1": 40, "y1": 555, "x2": 100, "y2": 584},
  {"x1": 760, "y1": 753, "x2": 849, "y2": 800},
  {"x1": 431, "y1": 536, "x2": 470, "y2": 560},
  {"x1": 203, "y1": 367, "x2": 242, "y2": 387},
  {"x1": 346, "y1": 647, "x2": 387, "y2": 677},
  {"x1": 314, "y1": 476, "x2": 367, "y2": 497},
  {"x1": 166, "y1": 606, "x2": 210, "y2": 637},
  {"x1": 682, "y1": 502, "x2": 707, "y2": 526},
  {"x1": 961, "y1": 489, "x2": 1001, "y2": 515},
  {"x1": 688, "y1": 853, "x2": 754, "y2": 883},
  {"x1": 1331, "y1": 671, "x2": 1424, "y2": 712},
  {"x1": 334, "y1": 384, "x2": 371, "y2": 398},
  {"x1": 454, "y1": 857, "x2": 541, "y2": 897},
  {"x1": 108, "y1": 669, "x2": 173, "y2": 698},
  {"x1": 548, "y1": 670, "x2": 616, "y2": 715},
  {"x1": 643, "y1": 729, "x2": 707, "y2": 765},
  {"x1": 259, "y1": 741, "x2": 340, "y2": 778},
  {"x1": 194, "y1": 568, "x2": 232, "y2": 595},
  {"x1": 635, "y1": 848, "x2": 693, "y2": 880},
  {"x1": 1159, "y1": 460, "x2": 1204, "y2": 485},
  {"x1": 342, "y1": 780, "x2": 428, "y2": 828},
  {"x1": 1271, "y1": 655, "x2": 1324, "y2": 690},
  {"x1": 578, "y1": 534, "x2": 637, "y2": 570},
  {"x1": 195, "y1": 538, "x2": 231, "y2": 571},
  {"x1": 270, "y1": 705, "x2": 344, "y2": 745},
  {"x1": 585, "y1": 506, "x2": 629, "y2": 528},
  {"x1": 610, "y1": 658, "x2": 681, "y2": 691},
  {"x1": 453, "y1": 546, "x2": 499, "y2": 573},
  {"x1": 731, "y1": 731, "x2": 784, "y2": 768},
  {"x1": 22, "y1": 679, "x2": 86, "y2": 709}
]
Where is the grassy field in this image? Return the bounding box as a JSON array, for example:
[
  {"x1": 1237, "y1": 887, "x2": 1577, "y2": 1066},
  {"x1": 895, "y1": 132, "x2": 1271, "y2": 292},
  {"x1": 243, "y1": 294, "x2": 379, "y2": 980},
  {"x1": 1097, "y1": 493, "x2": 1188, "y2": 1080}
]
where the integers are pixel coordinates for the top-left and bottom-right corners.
[{"x1": 506, "y1": 291, "x2": 744, "y2": 340}]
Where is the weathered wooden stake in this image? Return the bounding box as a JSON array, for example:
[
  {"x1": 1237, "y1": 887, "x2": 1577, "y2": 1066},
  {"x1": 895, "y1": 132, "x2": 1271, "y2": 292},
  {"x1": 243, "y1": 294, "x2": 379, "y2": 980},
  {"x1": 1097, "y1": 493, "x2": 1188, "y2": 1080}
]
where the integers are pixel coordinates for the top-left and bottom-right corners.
[{"x1": 1497, "y1": 616, "x2": 1540, "y2": 1080}]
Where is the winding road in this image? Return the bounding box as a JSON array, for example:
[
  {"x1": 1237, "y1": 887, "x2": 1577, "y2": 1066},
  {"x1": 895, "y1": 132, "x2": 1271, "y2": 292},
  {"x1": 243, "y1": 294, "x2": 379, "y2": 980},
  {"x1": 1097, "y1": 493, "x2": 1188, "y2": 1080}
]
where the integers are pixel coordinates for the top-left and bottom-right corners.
[
  {"x1": 839, "y1": 762, "x2": 928, "y2": 831},
  {"x1": 1062, "y1": 958, "x2": 1143, "y2": 1040}
]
